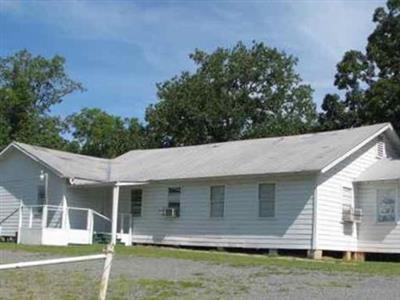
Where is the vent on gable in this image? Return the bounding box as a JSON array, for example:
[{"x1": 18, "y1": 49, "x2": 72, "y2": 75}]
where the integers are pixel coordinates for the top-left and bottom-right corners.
[{"x1": 377, "y1": 136, "x2": 385, "y2": 158}]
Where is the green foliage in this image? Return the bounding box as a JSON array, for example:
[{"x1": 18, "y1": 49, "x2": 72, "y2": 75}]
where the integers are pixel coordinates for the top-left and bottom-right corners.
[
  {"x1": 146, "y1": 41, "x2": 317, "y2": 147},
  {"x1": 0, "y1": 50, "x2": 84, "y2": 150},
  {"x1": 67, "y1": 108, "x2": 145, "y2": 158},
  {"x1": 320, "y1": 0, "x2": 400, "y2": 133}
]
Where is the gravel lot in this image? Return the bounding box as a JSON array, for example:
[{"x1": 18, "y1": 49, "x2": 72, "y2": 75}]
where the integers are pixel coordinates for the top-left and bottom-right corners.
[{"x1": 0, "y1": 249, "x2": 399, "y2": 300}]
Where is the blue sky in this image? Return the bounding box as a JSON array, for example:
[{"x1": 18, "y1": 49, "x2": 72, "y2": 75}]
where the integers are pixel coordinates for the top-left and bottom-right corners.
[{"x1": 0, "y1": 0, "x2": 385, "y2": 121}]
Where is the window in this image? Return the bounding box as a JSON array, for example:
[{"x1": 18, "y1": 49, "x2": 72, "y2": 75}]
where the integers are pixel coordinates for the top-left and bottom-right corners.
[
  {"x1": 131, "y1": 189, "x2": 143, "y2": 217},
  {"x1": 342, "y1": 186, "x2": 353, "y2": 206},
  {"x1": 210, "y1": 186, "x2": 225, "y2": 218},
  {"x1": 37, "y1": 185, "x2": 46, "y2": 205},
  {"x1": 168, "y1": 187, "x2": 181, "y2": 217},
  {"x1": 259, "y1": 183, "x2": 275, "y2": 217},
  {"x1": 377, "y1": 189, "x2": 396, "y2": 223}
]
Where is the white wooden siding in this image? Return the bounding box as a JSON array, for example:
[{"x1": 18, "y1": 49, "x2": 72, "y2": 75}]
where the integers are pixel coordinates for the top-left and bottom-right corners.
[
  {"x1": 316, "y1": 138, "x2": 385, "y2": 252},
  {"x1": 356, "y1": 180, "x2": 400, "y2": 253},
  {"x1": 0, "y1": 149, "x2": 64, "y2": 236},
  {"x1": 119, "y1": 176, "x2": 315, "y2": 249}
]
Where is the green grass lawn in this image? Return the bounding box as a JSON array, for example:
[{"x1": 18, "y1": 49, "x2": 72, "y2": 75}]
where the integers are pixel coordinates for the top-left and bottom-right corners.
[{"x1": 1, "y1": 243, "x2": 399, "y2": 276}]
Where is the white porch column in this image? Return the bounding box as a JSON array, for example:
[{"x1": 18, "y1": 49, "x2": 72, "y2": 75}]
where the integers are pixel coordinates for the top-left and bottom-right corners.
[
  {"x1": 111, "y1": 184, "x2": 120, "y2": 245},
  {"x1": 61, "y1": 194, "x2": 68, "y2": 230},
  {"x1": 17, "y1": 200, "x2": 23, "y2": 244},
  {"x1": 42, "y1": 205, "x2": 48, "y2": 229}
]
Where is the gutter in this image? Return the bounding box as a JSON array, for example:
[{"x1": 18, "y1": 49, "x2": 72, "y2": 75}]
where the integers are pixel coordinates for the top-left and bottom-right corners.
[
  {"x1": 311, "y1": 173, "x2": 320, "y2": 251},
  {"x1": 68, "y1": 177, "x2": 148, "y2": 187}
]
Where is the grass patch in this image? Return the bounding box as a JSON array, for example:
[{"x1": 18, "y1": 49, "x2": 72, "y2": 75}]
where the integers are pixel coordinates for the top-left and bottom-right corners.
[
  {"x1": 1, "y1": 243, "x2": 399, "y2": 276},
  {"x1": 138, "y1": 278, "x2": 202, "y2": 298},
  {"x1": 0, "y1": 269, "x2": 97, "y2": 300},
  {"x1": 311, "y1": 280, "x2": 353, "y2": 288},
  {"x1": 0, "y1": 270, "x2": 205, "y2": 300}
]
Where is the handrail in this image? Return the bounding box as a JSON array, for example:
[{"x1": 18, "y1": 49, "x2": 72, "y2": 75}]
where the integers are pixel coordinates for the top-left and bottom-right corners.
[
  {"x1": 23, "y1": 205, "x2": 60, "y2": 209},
  {"x1": 19, "y1": 205, "x2": 112, "y2": 232},
  {"x1": 0, "y1": 207, "x2": 20, "y2": 225},
  {"x1": 92, "y1": 210, "x2": 111, "y2": 222},
  {"x1": 68, "y1": 206, "x2": 94, "y2": 212}
]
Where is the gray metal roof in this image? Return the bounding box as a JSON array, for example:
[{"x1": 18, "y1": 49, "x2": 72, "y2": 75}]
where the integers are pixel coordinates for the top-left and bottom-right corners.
[
  {"x1": 356, "y1": 159, "x2": 400, "y2": 182},
  {"x1": 3, "y1": 123, "x2": 396, "y2": 183}
]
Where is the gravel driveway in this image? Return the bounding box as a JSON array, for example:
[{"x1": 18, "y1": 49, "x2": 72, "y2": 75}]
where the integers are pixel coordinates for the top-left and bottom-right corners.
[{"x1": 0, "y1": 250, "x2": 399, "y2": 300}]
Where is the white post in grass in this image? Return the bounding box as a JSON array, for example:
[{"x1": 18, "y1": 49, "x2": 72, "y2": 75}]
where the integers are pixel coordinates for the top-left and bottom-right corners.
[{"x1": 98, "y1": 183, "x2": 120, "y2": 300}]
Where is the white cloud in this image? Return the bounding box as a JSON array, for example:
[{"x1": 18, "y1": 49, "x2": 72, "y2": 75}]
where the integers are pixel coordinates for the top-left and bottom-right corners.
[
  {"x1": 1, "y1": 0, "x2": 387, "y2": 108},
  {"x1": 290, "y1": 0, "x2": 383, "y2": 62}
]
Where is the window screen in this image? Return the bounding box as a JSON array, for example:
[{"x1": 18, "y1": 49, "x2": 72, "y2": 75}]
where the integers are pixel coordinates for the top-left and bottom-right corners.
[
  {"x1": 131, "y1": 189, "x2": 143, "y2": 217},
  {"x1": 259, "y1": 183, "x2": 275, "y2": 217},
  {"x1": 168, "y1": 187, "x2": 181, "y2": 216},
  {"x1": 210, "y1": 186, "x2": 225, "y2": 218},
  {"x1": 377, "y1": 189, "x2": 396, "y2": 223}
]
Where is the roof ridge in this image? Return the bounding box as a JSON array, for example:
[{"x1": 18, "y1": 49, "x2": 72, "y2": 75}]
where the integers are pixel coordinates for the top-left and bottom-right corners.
[{"x1": 115, "y1": 123, "x2": 391, "y2": 158}]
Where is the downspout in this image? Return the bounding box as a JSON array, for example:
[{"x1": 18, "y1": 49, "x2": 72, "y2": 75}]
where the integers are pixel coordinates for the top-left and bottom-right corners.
[{"x1": 311, "y1": 174, "x2": 319, "y2": 252}]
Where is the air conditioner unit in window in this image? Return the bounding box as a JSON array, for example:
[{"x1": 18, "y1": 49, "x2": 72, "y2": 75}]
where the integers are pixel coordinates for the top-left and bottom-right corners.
[
  {"x1": 342, "y1": 205, "x2": 354, "y2": 223},
  {"x1": 353, "y1": 208, "x2": 363, "y2": 223},
  {"x1": 160, "y1": 207, "x2": 178, "y2": 218},
  {"x1": 342, "y1": 205, "x2": 363, "y2": 223}
]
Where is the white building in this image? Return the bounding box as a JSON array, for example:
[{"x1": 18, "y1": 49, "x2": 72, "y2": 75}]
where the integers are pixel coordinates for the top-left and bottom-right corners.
[{"x1": 0, "y1": 123, "x2": 399, "y2": 258}]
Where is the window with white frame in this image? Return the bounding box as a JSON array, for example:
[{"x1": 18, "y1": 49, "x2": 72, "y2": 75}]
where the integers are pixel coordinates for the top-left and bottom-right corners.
[
  {"x1": 377, "y1": 189, "x2": 397, "y2": 223},
  {"x1": 131, "y1": 189, "x2": 143, "y2": 217},
  {"x1": 259, "y1": 183, "x2": 276, "y2": 217},
  {"x1": 168, "y1": 187, "x2": 181, "y2": 217},
  {"x1": 210, "y1": 186, "x2": 225, "y2": 218}
]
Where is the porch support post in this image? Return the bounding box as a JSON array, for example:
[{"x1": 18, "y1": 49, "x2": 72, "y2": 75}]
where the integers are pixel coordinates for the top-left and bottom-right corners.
[
  {"x1": 61, "y1": 194, "x2": 68, "y2": 230},
  {"x1": 42, "y1": 205, "x2": 48, "y2": 229},
  {"x1": 111, "y1": 184, "x2": 120, "y2": 245},
  {"x1": 29, "y1": 207, "x2": 33, "y2": 228},
  {"x1": 88, "y1": 209, "x2": 94, "y2": 244},
  {"x1": 17, "y1": 200, "x2": 23, "y2": 244}
]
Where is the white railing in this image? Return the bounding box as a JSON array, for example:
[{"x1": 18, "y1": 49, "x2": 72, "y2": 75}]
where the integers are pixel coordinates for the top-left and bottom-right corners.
[
  {"x1": 93, "y1": 210, "x2": 111, "y2": 234},
  {"x1": 20, "y1": 205, "x2": 112, "y2": 234},
  {"x1": 18, "y1": 205, "x2": 132, "y2": 245},
  {"x1": 118, "y1": 213, "x2": 132, "y2": 235}
]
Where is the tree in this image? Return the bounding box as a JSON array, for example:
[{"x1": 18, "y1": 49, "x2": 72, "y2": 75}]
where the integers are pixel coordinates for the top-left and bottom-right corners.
[
  {"x1": 146, "y1": 41, "x2": 317, "y2": 147},
  {"x1": 67, "y1": 108, "x2": 145, "y2": 158},
  {"x1": 0, "y1": 50, "x2": 84, "y2": 149},
  {"x1": 319, "y1": 0, "x2": 400, "y2": 133}
]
